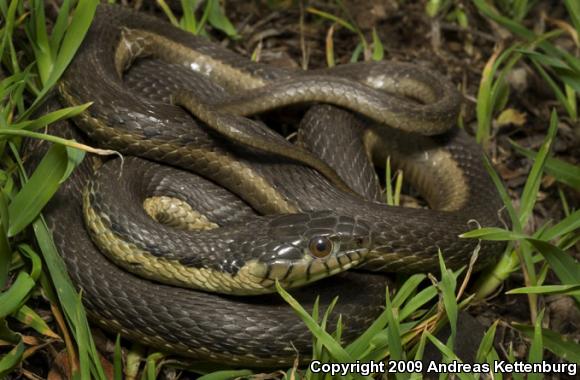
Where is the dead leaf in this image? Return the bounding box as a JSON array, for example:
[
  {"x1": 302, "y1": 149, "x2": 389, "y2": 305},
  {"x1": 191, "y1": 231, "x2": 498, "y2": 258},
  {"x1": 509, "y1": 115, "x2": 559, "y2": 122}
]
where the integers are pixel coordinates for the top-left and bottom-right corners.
[
  {"x1": 496, "y1": 108, "x2": 527, "y2": 127},
  {"x1": 48, "y1": 350, "x2": 114, "y2": 380}
]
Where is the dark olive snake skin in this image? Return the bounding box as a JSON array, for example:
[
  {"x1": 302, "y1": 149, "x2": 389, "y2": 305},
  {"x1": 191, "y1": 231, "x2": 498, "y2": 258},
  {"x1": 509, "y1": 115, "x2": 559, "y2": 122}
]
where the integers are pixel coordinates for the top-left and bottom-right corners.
[{"x1": 27, "y1": 4, "x2": 507, "y2": 366}]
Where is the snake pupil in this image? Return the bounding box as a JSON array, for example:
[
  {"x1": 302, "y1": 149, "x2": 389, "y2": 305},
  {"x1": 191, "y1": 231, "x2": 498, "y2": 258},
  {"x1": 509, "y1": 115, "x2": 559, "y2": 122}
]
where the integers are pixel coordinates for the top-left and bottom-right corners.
[{"x1": 308, "y1": 237, "x2": 333, "y2": 258}]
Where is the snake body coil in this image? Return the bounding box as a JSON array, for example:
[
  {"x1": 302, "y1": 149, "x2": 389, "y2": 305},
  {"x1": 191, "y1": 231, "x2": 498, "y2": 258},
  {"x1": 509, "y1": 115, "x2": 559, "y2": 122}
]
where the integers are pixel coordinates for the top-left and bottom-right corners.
[{"x1": 29, "y1": 5, "x2": 506, "y2": 366}]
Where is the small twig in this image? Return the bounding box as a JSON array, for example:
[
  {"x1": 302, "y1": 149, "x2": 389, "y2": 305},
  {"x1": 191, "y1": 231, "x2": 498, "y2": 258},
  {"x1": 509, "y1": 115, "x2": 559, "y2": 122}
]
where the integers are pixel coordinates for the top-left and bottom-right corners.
[
  {"x1": 440, "y1": 22, "x2": 497, "y2": 43},
  {"x1": 50, "y1": 302, "x2": 79, "y2": 377},
  {"x1": 299, "y1": 0, "x2": 309, "y2": 70}
]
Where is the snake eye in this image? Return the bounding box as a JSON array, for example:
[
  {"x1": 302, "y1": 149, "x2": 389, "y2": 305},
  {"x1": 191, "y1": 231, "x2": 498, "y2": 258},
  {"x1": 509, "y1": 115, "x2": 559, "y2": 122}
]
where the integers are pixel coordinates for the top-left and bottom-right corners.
[{"x1": 308, "y1": 237, "x2": 333, "y2": 258}]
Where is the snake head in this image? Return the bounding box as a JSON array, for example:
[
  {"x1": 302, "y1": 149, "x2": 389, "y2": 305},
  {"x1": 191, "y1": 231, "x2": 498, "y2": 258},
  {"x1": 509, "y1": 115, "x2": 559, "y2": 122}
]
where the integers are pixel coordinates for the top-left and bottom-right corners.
[{"x1": 247, "y1": 211, "x2": 372, "y2": 291}]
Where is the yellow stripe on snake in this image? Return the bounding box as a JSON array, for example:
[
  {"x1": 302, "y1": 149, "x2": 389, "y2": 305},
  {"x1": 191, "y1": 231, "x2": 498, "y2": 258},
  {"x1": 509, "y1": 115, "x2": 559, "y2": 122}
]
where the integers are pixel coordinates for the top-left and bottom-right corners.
[{"x1": 26, "y1": 4, "x2": 506, "y2": 366}]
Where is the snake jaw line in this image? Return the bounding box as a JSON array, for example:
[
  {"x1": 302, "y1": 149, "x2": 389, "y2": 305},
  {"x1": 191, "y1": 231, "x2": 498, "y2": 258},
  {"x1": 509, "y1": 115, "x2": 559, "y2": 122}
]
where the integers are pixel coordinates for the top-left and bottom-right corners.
[{"x1": 256, "y1": 247, "x2": 369, "y2": 290}]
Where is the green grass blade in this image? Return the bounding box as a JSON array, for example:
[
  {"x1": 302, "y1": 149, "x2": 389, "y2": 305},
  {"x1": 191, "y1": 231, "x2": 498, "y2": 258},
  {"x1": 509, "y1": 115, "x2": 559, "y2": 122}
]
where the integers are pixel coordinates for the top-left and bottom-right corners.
[
  {"x1": 539, "y1": 210, "x2": 580, "y2": 241},
  {"x1": 0, "y1": 0, "x2": 19, "y2": 62},
  {"x1": 31, "y1": 213, "x2": 106, "y2": 379},
  {"x1": 558, "y1": 187, "x2": 571, "y2": 217},
  {"x1": 482, "y1": 155, "x2": 521, "y2": 232},
  {"x1": 22, "y1": 0, "x2": 98, "y2": 119},
  {"x1": 392, "y1": 274, "x2": 426, "y2": 308},
  {"x1": 371, "y1": 28, "x2": 384, "y2": 61},
  {"x1": 525, "y1": 239, "x2": 580, "y2": 304},
  {"x1": 530, "y1": 59, "x2": 576, "y2": 119},
  {"x1": 190, "y1": 1, "x2": 209, "y2": 36},
  {"x1": 142, "y1": 352, "x2": 163, "y2": 380},
  {"x1": 11, "y1": 103, "x2": 92, "y2": 131},
  {"x1": 460, "y1": 227, "x2": 527, "y2": 241},
  {"x1": 507, "y1": 345, "x2": 525, "y2": 380},
  {"x1": 423, "y1": 332, "x2": 473, "y2": 380},
  {"x1": 275, "y1": 281, "x2": 370, "y2": 380},
  {"x1": 346, "y1": 307, "x2": 390, "y2": 357},
  {"x1": 476, "y1": 44, "x2": 522, "y2": 143},
  {"x1": 384, "y1": 295, "x2": 401, "y2": 359},
  {"x1": 475, "y1": 320, "x2": 498, "y2": 362},
  {"x1": 125, "y1": 345, "x2": 143, "y2": 379},
  {"x1": 275, "y1": 282, "x2": 352, "y2": 362},
  {"x1": 475, "y1": 46, "x2": 499, "y2": 143},
  {"x1": 510, "y1": 141, "x2": 580, "y2": 190},
  {"x1": 46, "y1": 0, "x2": 98, "y2": 85},
  {"x1": 113, "y1": 335, "x2": 122, "y2": 380},
  {"x1": 425, "y1": 0, "x2": 448, "y2": 18},
  {"x1": 347, "y1": 279, "x2": 429, "y2": 358},
  {"x1": 507, "y1": 284, "x2": 580, "y2": 295},
  {"x1": 527, "y1": 239, "x2": 580, "y2": 282},
  {"x1": 197, "y1": 370, "x2": 254, "y2": 380},
  {"x1": 181, "y1": 0, "x2": 198, "y2": 34},
  {"x1": 306, "y1": 7, "x2": 357, "y2": 32},
  {"x1": 385, "y1": 157, "x2": 393, "y2": 205},
  {"x1": 325, "y1": 24, "x2": 336, "y2": 68},
  {"x1": 7, "y1": 144, "x2": 77, "y2": 237},
  {"x1": 489, "y1": 48, "x2": 522, "y2": 112},
  {"x1": 519, "y1": 110, "x2": 559, "y2": 226},
  {"x1": 484, "y1": 344, "x2": 502, "y2": 379},
  {"x1": 0, "y1": 128, "x2": 117, "y2": 157},
  {"x1": 49, "y1": 0, "x2": 73, "y2": 53},
  {"x1": 474, "y1": 0, "x2": 580, "y2": 73},
  {"x1": 513, "y1": 323, "x2": 580, "y2": 364},
  {"x1": 437, "y1": 251, "x2": 458, "y2": 346},
  {"x1": 0, "y1": 271, "x2": 35, "y2": 318},
  {"x1": 399, "y1": 285, "x2": 438, "y2": 321},
  {"x1": 527, "y1": 309, "x2": 544, "y2": 380},
  {"x1": 0, "y1": 70, "x2": 28, "y2": 95},
  {"x1": 316, "y1": 296, "x2": 339, "y2": 361},
  {"x1": 472, "y1": 0, "x2": 537, "y2": 43},
  {"x1": 385, "y1": 291, "x2": 406, "y2": 380},
  {"x1": 0, "y1": 189, "x2": 11, "y2": 287},
  {"x1": 13, "y1": 304, "x2": 60, "y2": 338},
  {"x1": 31, "y1": 0, "x2": 53, "y2": 84},
  {"x1": 17, "y1": 243, "x2": 43, "y2": 281},
  {"x1": 513, "y1": 0, "x2": 532, "y2": 20},
  {"x1": 207, "y1": 0, "x2": 238, "y2": 39},
  {"x1": 350, "y1": 42, "x2": 364, "y2": 63},
  {"x1": 0, "y1": 319, "x2": 20, "y2": 343},
  {"x1": 565, "y1": 0, "x2": 580, "y2": 34},
  {"x1": 310, "y1": 296, "x2": 321, "y2": 360},
  {"x1": 157, "y1": 0, "x2": 180, "y2": 27},
  {"x1": 409, "y1": 332, "x2": 427, "y2": 380},
  {"x1": 0, "y1": 339, "x2": 25, "y2": 377},
  {"x1": 518, "y1": 49, "x2": 569, "y2": 70},
  {"x1": 333, "y1": 314, "x2": 343, "y2": 348}
]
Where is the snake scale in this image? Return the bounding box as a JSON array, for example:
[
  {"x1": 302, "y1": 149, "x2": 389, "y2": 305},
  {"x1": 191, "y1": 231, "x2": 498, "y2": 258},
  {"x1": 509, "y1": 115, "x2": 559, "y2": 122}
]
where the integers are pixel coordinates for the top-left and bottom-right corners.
[{"x1": 26, "y1": 4, "x2": 506, "y2": 366}]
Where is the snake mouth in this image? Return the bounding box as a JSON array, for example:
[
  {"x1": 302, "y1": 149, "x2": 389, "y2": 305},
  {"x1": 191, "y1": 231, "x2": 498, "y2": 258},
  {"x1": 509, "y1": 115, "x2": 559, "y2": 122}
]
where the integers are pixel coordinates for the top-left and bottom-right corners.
[{"x1": 251, "y1": 248, "x2": 368, "y2": 290}]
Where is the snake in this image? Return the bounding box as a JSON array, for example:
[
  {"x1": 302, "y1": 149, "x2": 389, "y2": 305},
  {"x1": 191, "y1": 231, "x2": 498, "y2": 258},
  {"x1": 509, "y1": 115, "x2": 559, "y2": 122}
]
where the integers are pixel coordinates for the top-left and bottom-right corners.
[{"x1": 25, "y1": 4, "x2": 507, "y2": 367}]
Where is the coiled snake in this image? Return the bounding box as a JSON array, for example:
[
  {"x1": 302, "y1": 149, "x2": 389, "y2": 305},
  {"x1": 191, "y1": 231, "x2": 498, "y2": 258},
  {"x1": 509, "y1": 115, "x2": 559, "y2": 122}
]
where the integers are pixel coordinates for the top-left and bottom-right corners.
[{"x1": 28, "y1": 4, "x2": 506, "y2": 366}]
